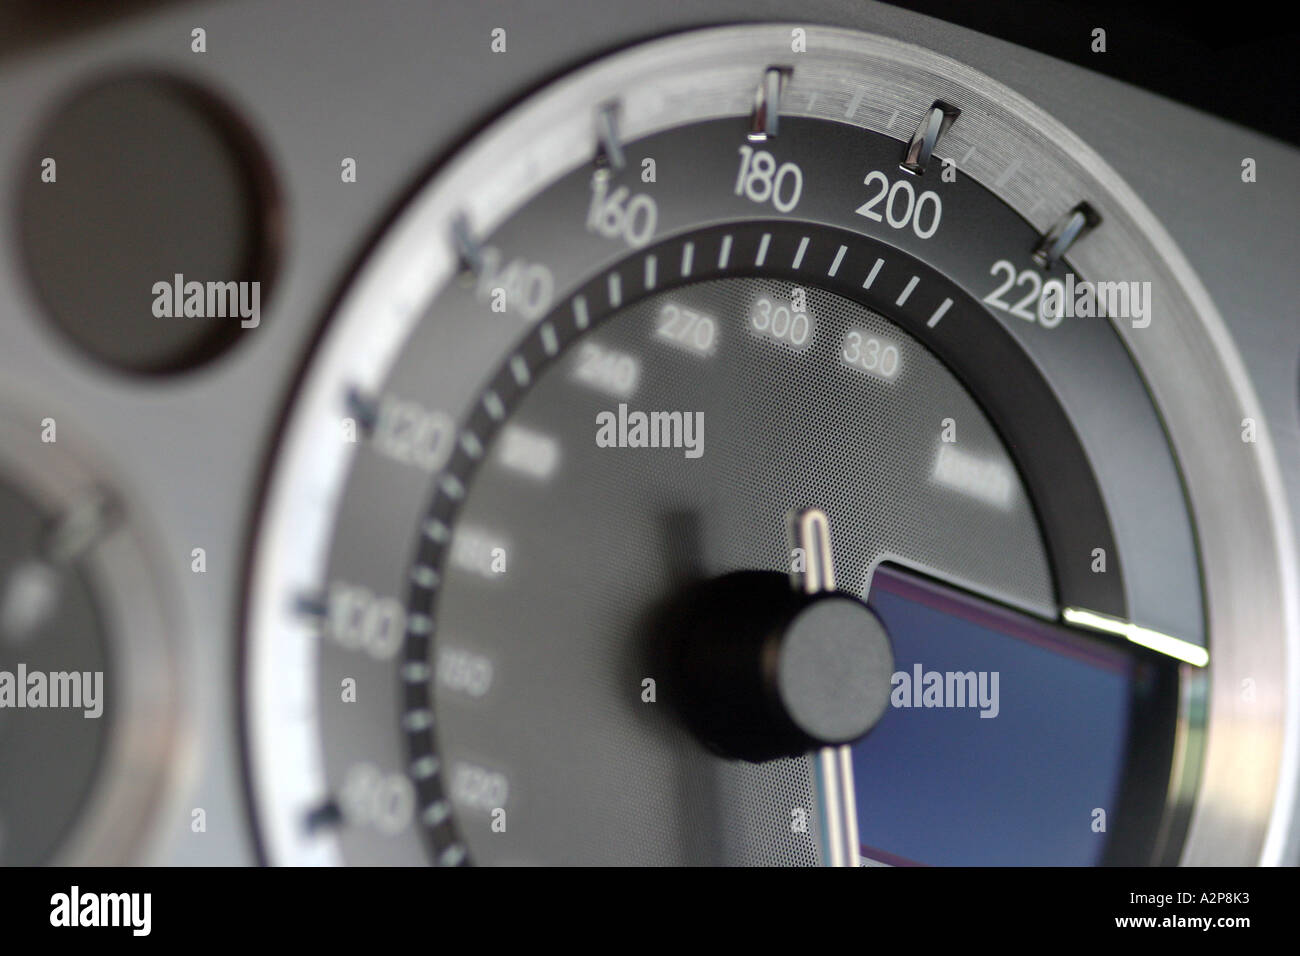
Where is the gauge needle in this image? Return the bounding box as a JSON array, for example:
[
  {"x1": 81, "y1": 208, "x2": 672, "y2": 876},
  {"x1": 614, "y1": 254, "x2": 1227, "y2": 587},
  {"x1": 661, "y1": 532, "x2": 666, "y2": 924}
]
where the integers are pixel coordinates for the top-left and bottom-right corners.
[{"x1": 790, "y1": 508, "x2": 862, "y2": 868}]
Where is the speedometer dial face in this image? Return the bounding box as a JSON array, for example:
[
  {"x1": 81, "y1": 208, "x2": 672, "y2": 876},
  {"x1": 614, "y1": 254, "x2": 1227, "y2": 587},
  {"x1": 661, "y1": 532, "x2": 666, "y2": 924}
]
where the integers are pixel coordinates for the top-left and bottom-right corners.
[{"x1": 246, "y1": 26, "x2": 1291, "y2": 866}]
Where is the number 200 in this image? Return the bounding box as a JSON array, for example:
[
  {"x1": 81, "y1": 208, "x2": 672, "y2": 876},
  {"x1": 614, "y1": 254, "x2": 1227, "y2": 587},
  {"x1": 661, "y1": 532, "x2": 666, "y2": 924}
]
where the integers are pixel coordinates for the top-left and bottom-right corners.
[{"x1": 855, "y1": 170, "x2": 942, "y2": 239}]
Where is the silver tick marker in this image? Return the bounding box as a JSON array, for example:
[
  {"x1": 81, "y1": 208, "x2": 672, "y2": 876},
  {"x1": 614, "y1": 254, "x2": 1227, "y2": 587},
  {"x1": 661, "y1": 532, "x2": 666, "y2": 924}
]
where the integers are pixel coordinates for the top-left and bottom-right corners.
[
  {"x1": 594, "y1": 101, "x2": 626, "y2": 171},
  {"x1": 1033, "y1": 202, "x2": 1102, "y2": 269},
  {"x1": 900, "y1": 101, "x2": 961, "y2": 175},
  {"x1": 748, "y1": 67, "x2": 789, "y2": 141}
]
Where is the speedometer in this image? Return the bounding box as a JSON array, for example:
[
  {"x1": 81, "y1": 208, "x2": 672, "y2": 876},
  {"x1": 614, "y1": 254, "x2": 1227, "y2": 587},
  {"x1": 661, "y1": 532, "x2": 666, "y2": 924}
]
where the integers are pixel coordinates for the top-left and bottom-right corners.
[{"x1": 246, "y1": 25, "x2": 1293, "y2": 866}]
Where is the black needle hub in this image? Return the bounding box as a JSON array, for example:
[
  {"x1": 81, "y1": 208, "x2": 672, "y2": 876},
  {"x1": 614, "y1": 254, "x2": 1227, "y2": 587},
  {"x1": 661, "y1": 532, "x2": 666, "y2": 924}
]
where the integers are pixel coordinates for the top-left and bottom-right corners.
[{"x1": 670, "y1": 570, "x2": 894, "y2": 762}]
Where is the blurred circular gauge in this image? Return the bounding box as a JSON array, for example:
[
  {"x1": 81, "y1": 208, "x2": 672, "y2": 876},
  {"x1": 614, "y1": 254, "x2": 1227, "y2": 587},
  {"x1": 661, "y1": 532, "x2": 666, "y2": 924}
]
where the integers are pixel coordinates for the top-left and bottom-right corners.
[{"x1": 0, "y1": 407, "x2": 175, "y2": 864}]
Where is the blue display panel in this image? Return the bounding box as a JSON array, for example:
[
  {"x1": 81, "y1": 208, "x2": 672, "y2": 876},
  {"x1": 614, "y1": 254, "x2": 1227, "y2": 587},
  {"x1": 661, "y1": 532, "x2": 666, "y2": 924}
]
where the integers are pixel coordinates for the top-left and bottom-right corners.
[{"x1": 857, "y1": 565, "x2": 1141, "y2": 866}]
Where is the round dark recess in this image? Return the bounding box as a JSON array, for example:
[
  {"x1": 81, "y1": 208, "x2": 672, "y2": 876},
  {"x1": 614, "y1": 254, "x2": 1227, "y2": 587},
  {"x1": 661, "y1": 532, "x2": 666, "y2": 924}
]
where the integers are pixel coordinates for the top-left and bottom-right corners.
[{"x1": 19, "y1": 73, "x2": 280, "y2": 374}]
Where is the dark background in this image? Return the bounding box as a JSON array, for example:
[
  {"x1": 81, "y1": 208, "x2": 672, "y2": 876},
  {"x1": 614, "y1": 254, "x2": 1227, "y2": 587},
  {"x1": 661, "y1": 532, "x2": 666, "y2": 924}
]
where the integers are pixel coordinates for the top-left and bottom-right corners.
[{"x1": 885, "y1": 0, "x2": 1300, "y2": 146}]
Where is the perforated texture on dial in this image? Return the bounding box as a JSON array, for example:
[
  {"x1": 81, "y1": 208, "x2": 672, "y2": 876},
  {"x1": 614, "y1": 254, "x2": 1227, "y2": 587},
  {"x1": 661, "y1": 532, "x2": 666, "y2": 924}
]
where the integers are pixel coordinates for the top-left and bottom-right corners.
[{"x1": 428, "y1": 276, "x2": 1052, "y2": 865}]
